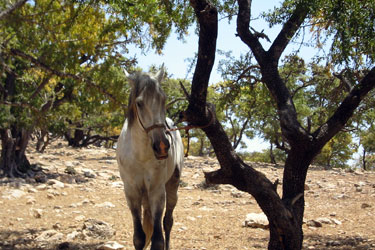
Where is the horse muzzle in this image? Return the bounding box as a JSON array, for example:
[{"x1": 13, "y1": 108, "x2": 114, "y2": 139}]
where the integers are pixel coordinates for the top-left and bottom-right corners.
[{"x1": 152, "y1": 139, "x2": 170, "y2": 160}]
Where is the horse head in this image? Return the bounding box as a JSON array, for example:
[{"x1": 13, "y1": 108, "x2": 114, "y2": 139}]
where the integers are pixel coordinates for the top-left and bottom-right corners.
[{"x1": 126, "y1": 66, "x2": 170, "y2": 160}]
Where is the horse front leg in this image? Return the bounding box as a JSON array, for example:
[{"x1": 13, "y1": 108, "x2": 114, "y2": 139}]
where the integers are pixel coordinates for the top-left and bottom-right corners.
[
  {"x1": 148, "y1": 187, "x2": 166, "y2": 250},
  {"x1": 163, "y1": 166, "x2": 181, "y2": 250},
  {"x1": 125, "y1": 191, "x2": 146, "y2": 250}
]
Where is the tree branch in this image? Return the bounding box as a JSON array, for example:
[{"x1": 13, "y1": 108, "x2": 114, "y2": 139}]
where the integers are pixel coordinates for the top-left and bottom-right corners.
[
  {"x1": 0, "y1": 0, "x2": 28, "y2": 20},
  {"x1": 188, "y1": 0, "x2": 218, "y2": 113},
  {"x1": 313, "y1": 67, "x2": 375, "y2": 147},
  {"x1": 9, "y1": 48, "x2": 126, "y2": 109},
  {"x1": 268, "y1": 3, "x2": 309, "y2": 61},
  {"x1": 236, "y1": 0, "x2": 266, "y2": 63}
]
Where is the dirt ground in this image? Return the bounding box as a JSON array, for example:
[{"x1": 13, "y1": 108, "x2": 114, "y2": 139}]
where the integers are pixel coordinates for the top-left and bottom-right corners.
[{"x1": 1, "y1": 140, "x2": 375, "y2": 250}]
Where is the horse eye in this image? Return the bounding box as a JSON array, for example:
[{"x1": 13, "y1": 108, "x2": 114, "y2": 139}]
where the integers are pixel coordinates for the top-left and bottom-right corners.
[{"x1": 136, "y1": 101, "x2": 143, "y2": 108}]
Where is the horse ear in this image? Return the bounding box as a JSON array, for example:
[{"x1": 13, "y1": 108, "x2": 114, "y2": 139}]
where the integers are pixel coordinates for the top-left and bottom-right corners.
[
  {"x1": 124, "y1": 68, "x2": 135, "y2": 87},
  {"x1": 123, "y1": 68, "x2": 130, "y2": 78},
  {"x1": 156, "y1": 64, "x2": 165, "y2": 83}
]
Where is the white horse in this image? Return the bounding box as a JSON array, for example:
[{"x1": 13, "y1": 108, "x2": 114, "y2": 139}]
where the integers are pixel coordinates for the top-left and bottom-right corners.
[{"x1": 116, "y1": 67, "x2": 184, "y2": 250}]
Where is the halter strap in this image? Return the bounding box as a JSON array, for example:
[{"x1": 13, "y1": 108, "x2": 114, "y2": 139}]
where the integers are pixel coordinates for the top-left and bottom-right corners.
[{"x1": 133, "y1": 104, "x2": 166, "y2": 133}]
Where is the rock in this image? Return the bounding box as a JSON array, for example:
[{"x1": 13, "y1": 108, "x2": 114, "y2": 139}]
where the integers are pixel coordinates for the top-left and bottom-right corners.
[
  {"x1": 47, "y1": 193, "x2": 55, "y2": 199},
  {"x1": 307, "y1": 220, "x2": 323, "y2": 227},
  {"x1": 65, "y1": 161, "x2": 75, "y2": 168},
  {"x1": 97, "y1": 241, "x2": 125, "y2": 250},
  {"x1": 354, "y1": 181, "x2": 366, "y2": 187},
  {"x1": 231, "y1": 190, "x2": 244, "y2": 198},
  {"x1": 35, "y1": 229, "x2": 64, "y2": 242},
  {"x1": 28, "y1": 187, "x2": 38, "y2": 193},
  {"x1": 325, "y1": 183, "x2": 336, "y2": 189},
  {"x1": 26, "y1": 197, "x2": 36, "y2": 204},
  {"x1": 58, "y1": 175, "x2": 76, "y2": 184},
  {"x1": 82, "y1": 219, "x2": 115, "y2": 240},
  {"x1": 316, "y1": 217, "x2": 333, "y2": 224},
  {"x1": 66, "y1": 231, "x2": 81, "y2": 240},
  {"x1": 332, "y1": 194, "x2": 350, "y2": 200},
  {"x1": 34, "y1": 173, "x2": 48, "y2": 183},
  {"x1": 361, "y1": 203, "x2": 372, "y2": 209},
  {"x1": 75, "y1": 215, "x2": 86, "y2": 221},
  {"x1": 32, "y1": 208, "x2": 44, "y2": 218},
  {"x1": 331, "y1": 218, "x2": 342, "y2": 225},
  {"x1": 36, "y1": 184, "x2": 48, "y2": 191},
  {"x1": 95, "y1": 202, "x2": 115, "y2": 208},
  {"x1": 111, "y1": 181, "x2": 123, "y2": 188},
  {"x1": 47, "y1": 179, "x2": 65, "y2": 189},
  {"x1": 243, "y1": 213, "x2": 269, "y2": 229},
  {"x1": 2, "y1": 189, "x2": 26, "y2": 199},
  {"x1": 83, "y1": 169, "x2": 96, "y2": 178}
]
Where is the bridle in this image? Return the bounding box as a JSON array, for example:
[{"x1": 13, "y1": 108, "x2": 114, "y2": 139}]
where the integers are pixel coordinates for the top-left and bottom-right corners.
[
  {"x1": 133, "y1": 101, "x2": 214, "y2": 157},
  {"x1": 133, "y1": 104, "x2": 166, "y2": 133},
  {"x1": 133, "y1": 101, "x2": 214, "y2": 135}
]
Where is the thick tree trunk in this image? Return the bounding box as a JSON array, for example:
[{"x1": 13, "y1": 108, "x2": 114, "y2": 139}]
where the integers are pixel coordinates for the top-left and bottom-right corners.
[
  {"x1": 65, "y1": 128, "x2": 85, "y2": 147},
  {"x1": 36, "y1": 129, "x2": 50, "y2": 153},
  {"x1": 0, "y1": 128, "x2": 31, "y2": 177}
]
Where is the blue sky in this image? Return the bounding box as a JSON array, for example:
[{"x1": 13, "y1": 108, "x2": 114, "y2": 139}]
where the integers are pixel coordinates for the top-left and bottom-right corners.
[{"x1": 126, "y1": 1, "x2": 320, "y2": 152}]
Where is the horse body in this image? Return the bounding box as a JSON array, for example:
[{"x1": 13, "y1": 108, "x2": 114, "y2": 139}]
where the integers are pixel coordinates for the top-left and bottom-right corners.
[{"x1": 116, "y1": 68, "x2": 183, "y2": 250}]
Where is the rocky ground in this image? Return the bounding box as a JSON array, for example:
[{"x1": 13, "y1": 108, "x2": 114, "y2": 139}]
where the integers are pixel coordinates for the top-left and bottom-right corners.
[{"x1": 0, "y1": 140, "x2": 375, "y2": 250}]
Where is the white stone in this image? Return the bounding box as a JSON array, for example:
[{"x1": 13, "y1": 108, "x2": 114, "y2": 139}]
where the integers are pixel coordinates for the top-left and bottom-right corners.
[
  {"x1": 95, "y1": 202, "x2": 115, "y2": 208},
  {"x1": 47, "y1": 179, "x2": 65, "y2": 189},
  {"x1": 316, "y1": 217, "x2": 333, "y2": 224},
  {"x1": 35, "y1": 230, "x2": 64, "y2": 242},
  {"x1": 2, "y1": 189, "x2": 26, "y2": 199},
  {"x1": 97, "y1": 241, "x2": 125, "y2": 250},
  {"x1": 66, "y1": 231, "x2": 81, "y2": 240},
  {"x1": 83, "y1": 169, "x2": 96, "y2": 178},
  {"x1": 243, "y1": 213, "x2": 269, "y2": 229},
  {"x1": 31, "y1": 208, "x2": 44, "y2": 218},
  {"x1": 75, "y1": 215, "x2": 86, "y2": 221}
]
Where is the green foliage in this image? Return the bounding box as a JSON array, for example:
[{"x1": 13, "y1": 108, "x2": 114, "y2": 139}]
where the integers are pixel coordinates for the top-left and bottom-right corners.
[
  {"x1": 1, "y1": 0, "x2": 195, "y2": 153},
  {"x1": 263, "y1": 0, "x2": 375, "y2": 67},
  {"x1": 313, "y1": 132, "x2": 355, "y2": 168},
  {"x1": 311, "y1": 0, "x2": 375, "y2": 67},
  {"x1": 108, "y1": 0, "x2": 194, "y2": 52}
]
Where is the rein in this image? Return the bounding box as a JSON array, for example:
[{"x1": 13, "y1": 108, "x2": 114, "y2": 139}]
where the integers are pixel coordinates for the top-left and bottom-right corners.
[{"x1": 167, "y1": 107, "x2": 214, "y2": 132}]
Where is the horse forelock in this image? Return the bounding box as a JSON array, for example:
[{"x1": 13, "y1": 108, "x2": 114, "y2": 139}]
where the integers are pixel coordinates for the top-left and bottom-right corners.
[{"x1": 127, "y1": 72, "x2": 165, "y2": 128}]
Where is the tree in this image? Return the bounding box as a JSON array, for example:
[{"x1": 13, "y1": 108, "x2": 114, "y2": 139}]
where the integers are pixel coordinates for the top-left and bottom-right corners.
[
  {"x1": 0, "y1": 0, "x2": 193, "y2": 177},
  {"x1": 182, "y1": 0, "x2": 375, "y2": 249}
]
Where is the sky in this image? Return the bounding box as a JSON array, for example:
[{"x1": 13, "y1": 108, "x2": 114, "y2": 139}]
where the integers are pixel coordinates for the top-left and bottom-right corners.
[{"x1": 125, "y1": 1, "x2": 320, "y2": 152}]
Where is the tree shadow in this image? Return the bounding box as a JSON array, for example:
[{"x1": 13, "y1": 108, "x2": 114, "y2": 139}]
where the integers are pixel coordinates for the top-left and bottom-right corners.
[
  {"x1": 0, "y1": 163, "x2": 89, "y2": 187},
  {"x1": 0, "y1": 229, "x2": 112, "y2": 250},
  {"x1": 304, "y1": 233, "x2": 375, "y2": 249}
]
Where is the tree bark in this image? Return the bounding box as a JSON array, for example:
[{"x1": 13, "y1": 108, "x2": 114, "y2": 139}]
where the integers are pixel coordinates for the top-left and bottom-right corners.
[
  {"x1": 187, "y1": 1, "x2": 375, "y2": 249},
  {"x1": 0, "y1": 128, "x2": 31, "y2": 178}
]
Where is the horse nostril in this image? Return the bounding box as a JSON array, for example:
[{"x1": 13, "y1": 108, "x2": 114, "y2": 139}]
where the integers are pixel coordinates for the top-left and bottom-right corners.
[
  {"x1": 152, "y1": 142, "x2": 159, "y2": 152},
  {"x1": 165, "y1": 140, "x2": 170, "y2": 150}
]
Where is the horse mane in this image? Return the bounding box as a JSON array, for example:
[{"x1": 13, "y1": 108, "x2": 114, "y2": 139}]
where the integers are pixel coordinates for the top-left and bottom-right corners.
[{"x1": 127, "y1": 72, "x2": 165, "y2": 127}]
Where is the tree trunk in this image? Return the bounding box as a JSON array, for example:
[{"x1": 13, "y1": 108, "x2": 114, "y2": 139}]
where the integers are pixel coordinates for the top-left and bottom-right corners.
[
  {"x1": 270, "y1": 143, "x2": 276, "y2": 164},
  {"x1": 362, "y1": 148, "x2": 367, "y2": 171},
  {"x1": 65, "y1": 128, "x2": 85, "y2": 147},
  {"x1": 0, "y1": 128, "x2": 31, "y2": 177},
  {"x1": 36, "y1": 129, "x2": 50, "y2": 153}
]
